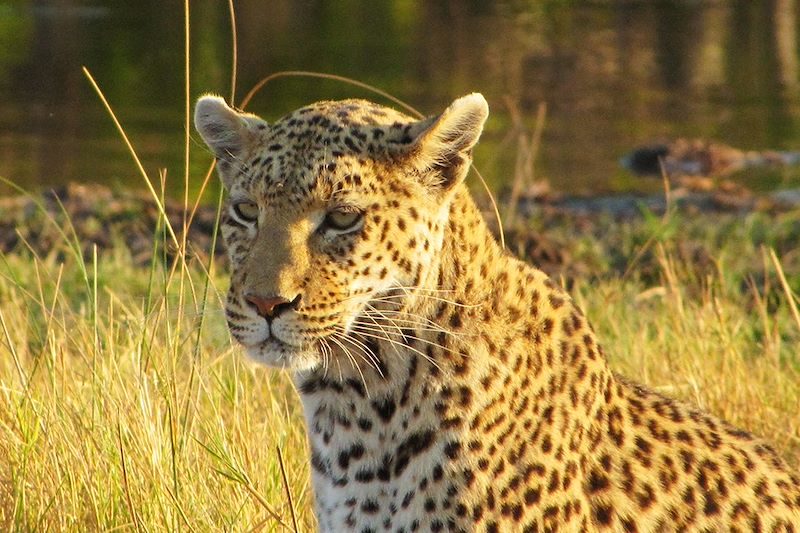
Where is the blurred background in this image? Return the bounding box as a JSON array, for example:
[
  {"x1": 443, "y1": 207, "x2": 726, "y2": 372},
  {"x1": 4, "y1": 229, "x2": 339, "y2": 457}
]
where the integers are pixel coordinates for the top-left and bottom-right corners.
[{"x1": 2, "y1": 0, "x2": 800, "y2": 198}]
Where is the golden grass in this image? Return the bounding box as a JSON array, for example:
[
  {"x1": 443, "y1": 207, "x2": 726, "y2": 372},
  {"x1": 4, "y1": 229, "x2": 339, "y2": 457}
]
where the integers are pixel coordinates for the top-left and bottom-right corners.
[
  {"x1": 573, "y1": 244, "x2": 800, "y2": 464},
  {"x1": 4, "y1": 37, "x2": 319, "y2": 525},
  {"x1": 0, "y1": 240, "x2": 315, "y2": 531}
]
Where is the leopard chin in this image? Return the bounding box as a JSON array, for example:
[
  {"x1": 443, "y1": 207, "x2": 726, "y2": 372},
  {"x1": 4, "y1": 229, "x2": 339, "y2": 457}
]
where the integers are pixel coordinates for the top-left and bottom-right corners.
[{"x1": 242, "y1": 338, "x2": 320, "y2": 371}]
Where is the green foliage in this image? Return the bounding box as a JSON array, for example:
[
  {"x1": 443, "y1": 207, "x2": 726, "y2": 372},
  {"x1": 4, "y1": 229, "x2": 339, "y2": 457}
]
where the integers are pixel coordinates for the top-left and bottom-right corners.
[{"x1": 0, "y1": 3, "x2": 34, "y2": 88}]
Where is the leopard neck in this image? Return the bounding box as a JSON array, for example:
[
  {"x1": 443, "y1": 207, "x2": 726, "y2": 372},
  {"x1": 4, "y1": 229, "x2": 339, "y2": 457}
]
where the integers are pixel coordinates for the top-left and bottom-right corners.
[{"x1": 416, "y1": 185, "x2": 506, "y2": 314}]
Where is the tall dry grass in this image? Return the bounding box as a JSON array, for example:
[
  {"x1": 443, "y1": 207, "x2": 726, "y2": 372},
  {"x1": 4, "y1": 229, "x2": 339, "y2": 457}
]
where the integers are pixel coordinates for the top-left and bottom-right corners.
[
  {"x1": 574, "y1": 244, "x2": 800, "y2": 464},
  {"x1": 0, "y1": 223, "x2": 315, "y2": 531}
]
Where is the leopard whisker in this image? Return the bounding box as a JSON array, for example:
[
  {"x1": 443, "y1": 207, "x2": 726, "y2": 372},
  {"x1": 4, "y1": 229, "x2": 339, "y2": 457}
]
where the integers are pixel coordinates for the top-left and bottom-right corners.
[
  {"x1": 317, "y1": 337, "x2": 332, "y2": 379},
  {"x1": 374, "y1": 291, "x2": 483, "y2": 309},
  {"x1": 361, "y1": 318, "x2": 458, "y2": 337},
  {"x1": 332, "y1": 326, "x2": 385, "y2": 378},
  {"x1": 362, "y1": 306, "x2": 468, "y2": 342},
  {"x1": 359, "y1": 305, "x2": 459, "y2": 358},
  {"x1": 362, "y1": 305, "x2": 472, "y2": 337},
  {"x1": 383, "y1": 284, "x2": 459, "y2": 295},
  {"x1": 348, "y1": 323, "x2": 443, "y2": 372},
  {"x1": 362, "y1": 303, "x2": 407, "y2": 337},
  {"x1": 319, "y1": 335, "x2": 344, "y2": 382},
  {"x1": 367, "y1": 285, "x2": 484, "y2": 309},
  {"x1": 350, "y1": 320, "x2": 463, "y2": 359},
  {"x1": 332, "y1": 325, "x2": 384, "y2": 373},
  {"x1": 327, "y1": 333, "x2": 371, "y2": 397}
]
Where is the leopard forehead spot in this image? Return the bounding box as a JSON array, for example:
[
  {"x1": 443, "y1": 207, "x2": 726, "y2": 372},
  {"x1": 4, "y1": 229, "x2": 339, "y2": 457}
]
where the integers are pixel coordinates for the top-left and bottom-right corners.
[
  {"x1": 235, "y1": 100, "x2": 420, "y2": 202},
  {"x1": 194, "y1": 95, "x2": 800, "y2": 532}
]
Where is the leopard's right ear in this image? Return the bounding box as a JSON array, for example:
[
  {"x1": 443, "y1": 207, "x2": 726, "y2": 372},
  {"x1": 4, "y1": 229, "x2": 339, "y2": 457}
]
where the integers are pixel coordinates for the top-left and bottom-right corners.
[{"x1": 194, "y1": 95, "x2": 266, "y2": 161}]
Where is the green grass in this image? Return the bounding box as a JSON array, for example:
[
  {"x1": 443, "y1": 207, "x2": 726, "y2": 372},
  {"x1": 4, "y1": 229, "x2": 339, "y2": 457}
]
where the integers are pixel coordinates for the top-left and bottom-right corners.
[
  {"x1": 0, "y1": 220, "x2": 313, "y2": 531},
  {"x1": 1, "y1": 197, "x2": 799, "y2": 531}
]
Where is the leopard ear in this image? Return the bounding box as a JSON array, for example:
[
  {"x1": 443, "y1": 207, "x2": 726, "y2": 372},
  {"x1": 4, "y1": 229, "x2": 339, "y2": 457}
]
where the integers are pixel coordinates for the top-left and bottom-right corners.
[
  {"x1": 194, "y1": 95, "x2": 265, "y2": 161},
  {"x1": 407, "y1": 93, "x2": 489, "y2": 192}
]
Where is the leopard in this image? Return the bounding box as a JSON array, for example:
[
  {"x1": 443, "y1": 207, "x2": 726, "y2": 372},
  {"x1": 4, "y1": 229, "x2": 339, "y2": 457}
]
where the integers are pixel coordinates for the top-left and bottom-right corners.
[{"x1": 194, "y1": 92, "x2": 800, "y2": 532}]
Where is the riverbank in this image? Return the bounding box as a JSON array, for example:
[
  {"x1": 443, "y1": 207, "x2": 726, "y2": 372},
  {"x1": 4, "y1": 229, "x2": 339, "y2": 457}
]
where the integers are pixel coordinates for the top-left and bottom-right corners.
[{"x1": 3, "y1": 182, "x2": 800, "y2": 285}]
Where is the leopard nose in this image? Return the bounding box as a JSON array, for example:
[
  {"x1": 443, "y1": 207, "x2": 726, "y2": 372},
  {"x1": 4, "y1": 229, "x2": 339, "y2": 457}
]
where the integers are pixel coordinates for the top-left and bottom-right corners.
[{"x1": 245, "y1": 294, "x2": 301, "y2": 319}]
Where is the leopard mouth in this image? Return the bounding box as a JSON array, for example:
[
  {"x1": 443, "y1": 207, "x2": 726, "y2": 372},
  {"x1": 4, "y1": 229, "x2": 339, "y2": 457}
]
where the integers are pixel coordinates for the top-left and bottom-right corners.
[
  {"x1": 239, "y1": 333, "x2": 322, "y2": 371},
  {"x1": 230, "y1": 309, "x2": 352, "y2": 370}
]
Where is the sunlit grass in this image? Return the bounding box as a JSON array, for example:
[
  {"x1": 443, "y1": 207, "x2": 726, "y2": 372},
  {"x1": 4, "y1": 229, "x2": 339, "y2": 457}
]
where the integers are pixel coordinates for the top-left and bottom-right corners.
[
  {"x1": 574, "y1": 244, "x2": 800, "y2": 464},
  {"x1": 0, "y1": 227, "x2": 314, "y2": 531}
]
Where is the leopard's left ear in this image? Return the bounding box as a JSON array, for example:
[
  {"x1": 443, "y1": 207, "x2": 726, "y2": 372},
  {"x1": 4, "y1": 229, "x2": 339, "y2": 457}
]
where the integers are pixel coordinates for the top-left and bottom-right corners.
[{"x1": 407, "y1": 93, "x2": 489, "y2": 192}]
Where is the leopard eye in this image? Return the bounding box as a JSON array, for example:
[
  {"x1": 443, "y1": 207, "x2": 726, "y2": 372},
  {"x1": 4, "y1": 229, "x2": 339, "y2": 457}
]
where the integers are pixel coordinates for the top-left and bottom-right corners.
[
  {"x1": 232, "y1": 200, "x2": 259, "y2": 223},
  {"x1": 324, "y1": 208, "x2": 363, "y2": 231}
]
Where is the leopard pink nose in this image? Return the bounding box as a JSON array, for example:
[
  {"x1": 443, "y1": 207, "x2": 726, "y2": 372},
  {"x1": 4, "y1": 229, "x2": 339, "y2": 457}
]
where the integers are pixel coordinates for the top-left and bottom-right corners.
[{"x1": 244, "y1": 294, "x2": 301, "y2": 319}]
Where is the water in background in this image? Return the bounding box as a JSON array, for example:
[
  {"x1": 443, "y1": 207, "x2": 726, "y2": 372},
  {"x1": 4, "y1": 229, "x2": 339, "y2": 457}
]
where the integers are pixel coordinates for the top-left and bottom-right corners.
[{"x1": 1, "y1": 0, "x2": 800, "y2": 198}]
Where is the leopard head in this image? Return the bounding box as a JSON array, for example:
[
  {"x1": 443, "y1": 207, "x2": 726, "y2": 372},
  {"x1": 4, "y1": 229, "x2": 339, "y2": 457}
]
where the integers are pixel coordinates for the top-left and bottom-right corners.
[{"x1": 194, "y1": 94, "x2": 488, "y2": 371}]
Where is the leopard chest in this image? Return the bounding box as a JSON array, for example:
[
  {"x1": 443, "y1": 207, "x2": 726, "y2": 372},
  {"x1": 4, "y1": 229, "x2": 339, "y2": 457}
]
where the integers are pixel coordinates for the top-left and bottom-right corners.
[
  {"x1": 292, "y1": 306, "x2": 613, "y2": 530},
  {"x1": 299, "y1": 372, "x2": 464, "y2": 532}
]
